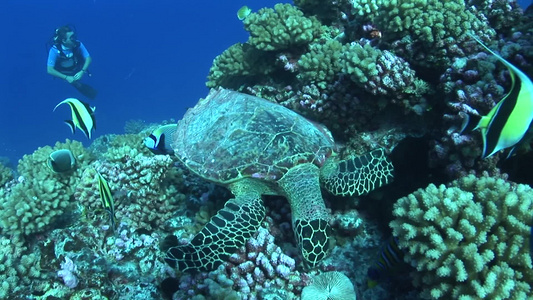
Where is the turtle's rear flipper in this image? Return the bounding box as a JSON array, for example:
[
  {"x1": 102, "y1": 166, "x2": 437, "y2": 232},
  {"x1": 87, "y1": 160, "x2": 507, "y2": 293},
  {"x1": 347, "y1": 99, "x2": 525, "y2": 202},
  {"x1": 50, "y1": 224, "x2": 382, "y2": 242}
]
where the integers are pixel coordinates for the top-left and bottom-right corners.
[
  {"x1": 165, "y1": 195, "x2": 266, "y2": 272},
  {"x1": 321, "y1": 148, "x2": 394, "y2": 196}
]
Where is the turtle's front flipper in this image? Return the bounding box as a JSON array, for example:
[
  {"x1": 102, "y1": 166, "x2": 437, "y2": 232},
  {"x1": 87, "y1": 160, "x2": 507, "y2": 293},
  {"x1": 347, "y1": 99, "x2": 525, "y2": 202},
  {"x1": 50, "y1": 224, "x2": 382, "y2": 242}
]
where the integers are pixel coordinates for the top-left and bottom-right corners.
[
  {"x1": 279, "y1": 163, "x2": 331, "y2": 268},
  {"x1": 321, "y1": 148, "x2": 394, "y2": 196},
  {"x1": 165, "y1": 180, "x2": 267, "y2": 272}
]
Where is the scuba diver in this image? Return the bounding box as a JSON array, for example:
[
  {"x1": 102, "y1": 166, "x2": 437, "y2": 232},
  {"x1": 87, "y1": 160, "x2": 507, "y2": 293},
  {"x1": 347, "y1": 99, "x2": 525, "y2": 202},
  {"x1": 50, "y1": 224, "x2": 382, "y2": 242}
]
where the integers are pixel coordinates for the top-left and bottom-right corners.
[{"x1": 47, "y1": 25, "x2": 97, "y2": 99}]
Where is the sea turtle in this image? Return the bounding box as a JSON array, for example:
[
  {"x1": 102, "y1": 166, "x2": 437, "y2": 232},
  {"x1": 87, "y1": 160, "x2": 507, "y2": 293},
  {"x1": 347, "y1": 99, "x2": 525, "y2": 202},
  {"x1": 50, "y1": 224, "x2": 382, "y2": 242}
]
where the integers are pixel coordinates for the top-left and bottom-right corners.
[{"x1": 165, "y1": 88, "x2": 394, "y2": 272}]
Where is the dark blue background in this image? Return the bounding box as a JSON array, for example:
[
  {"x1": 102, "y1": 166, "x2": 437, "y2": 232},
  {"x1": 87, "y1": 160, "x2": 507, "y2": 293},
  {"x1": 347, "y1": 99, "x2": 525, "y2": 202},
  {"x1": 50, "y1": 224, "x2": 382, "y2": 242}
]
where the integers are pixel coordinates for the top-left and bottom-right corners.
[
  {"x1": 0, "y1": 0, "x2": 288, "y2": 164},
  {"x1": 0, "y1": 0, "x2": 530, "y2": 165}
]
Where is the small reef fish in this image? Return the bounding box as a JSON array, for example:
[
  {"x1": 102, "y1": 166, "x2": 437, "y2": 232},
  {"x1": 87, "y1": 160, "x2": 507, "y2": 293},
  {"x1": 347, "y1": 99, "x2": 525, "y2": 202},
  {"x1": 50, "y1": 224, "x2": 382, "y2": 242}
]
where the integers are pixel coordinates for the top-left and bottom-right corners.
[
  {"x1": 367, "y1": 236, "x2": 404, "y2": 288},
  {"x1": 54, "y1": 98, "x2": 96, "y2": 139},
  {"x1": 95, "y1": 169, "x2": 117, "y2": 231},
  {"x1": 461, "y1": 34, "x2": 533, "y2": 158},
  {"x1": 47, "y1": 149, "x2": 76, "y2": 173},
  {"x1": 144, "y1": 124, "x2": 177, "y2": 155},
  {"x1": 237, "y1": 5, "x2": 252, "y2": 20}
]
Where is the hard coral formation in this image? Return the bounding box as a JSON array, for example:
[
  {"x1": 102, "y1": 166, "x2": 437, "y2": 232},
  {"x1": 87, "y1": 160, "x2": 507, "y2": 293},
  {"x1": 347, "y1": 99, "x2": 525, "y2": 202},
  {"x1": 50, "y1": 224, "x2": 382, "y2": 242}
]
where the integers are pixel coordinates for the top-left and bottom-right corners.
[
  {"x1": 352, "y1": 0, "x2": 496, "y2": 68},
  {"x1": 172, "y1": 219, "x2": 310, "y2": 299},
  {"x1": 0, "y1": 163, "x2": 13, "y2": 187},
  {"x1": 298, "y1": 39, "x2": 344, "y2": 89},
  {"x1": 0, "y1": 235, "x2": 43, "y2": 299},
  {"x1": 75, "y1": 146, "x2": 185, "y2": 231},
  {"x1": 0, "y1": 140, "x2": 94, "y2": 246},
  {"x1": 206, "y1": 43, "x2": 276, "y2": 89},
  {"x1": 340, "y1": 42, "x2": 429, "y2": 100},
  {"x1": 244, "y1": 3, "x2": 323, "y2": 51},
  {"x1": 390, "y1": 173, "x2": 533, "y2": 299},
  {"x1": 301, "y1": 271, "x2": 356, "y2": 300}
]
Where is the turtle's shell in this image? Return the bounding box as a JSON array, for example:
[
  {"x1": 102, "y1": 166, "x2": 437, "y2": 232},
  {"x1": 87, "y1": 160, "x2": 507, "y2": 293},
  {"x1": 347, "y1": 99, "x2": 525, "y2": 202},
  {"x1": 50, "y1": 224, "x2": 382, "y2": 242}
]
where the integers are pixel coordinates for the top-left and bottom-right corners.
[{"x1": 172, "y1": 88, "x2": 336, "y2": 184}]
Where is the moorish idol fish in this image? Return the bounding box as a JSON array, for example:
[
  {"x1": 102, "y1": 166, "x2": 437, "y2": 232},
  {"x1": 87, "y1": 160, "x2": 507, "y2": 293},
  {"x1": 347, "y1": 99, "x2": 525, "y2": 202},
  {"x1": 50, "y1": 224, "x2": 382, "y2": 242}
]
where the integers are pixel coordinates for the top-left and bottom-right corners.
[
  {"x1": 143, "y1": 124, "x2": 177, "y2": 155},
  {"x1": 237, "y1": 6, "x2": 252, "y2": 20},
  {"x1": 54, "y1": 98, "x2": 96, "y2": 139},
  {"x1": 95, "y1": 169, "x2": 117, "y2": 231},
  {"x1": 461, "y1": 34, "x2": 533, "y2": 158},
  {"x1": 46, "y1": 149, "x2": 76, "y2": 173},
  {"x1": 367, "y1": 236, "x2": 404, "y2": 288}
]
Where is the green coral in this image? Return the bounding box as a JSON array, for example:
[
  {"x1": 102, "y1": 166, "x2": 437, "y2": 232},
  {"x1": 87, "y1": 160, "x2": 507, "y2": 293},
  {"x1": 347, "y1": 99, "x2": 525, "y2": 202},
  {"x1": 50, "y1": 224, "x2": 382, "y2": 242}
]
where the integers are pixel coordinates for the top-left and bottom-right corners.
[
  {"x1": 297, "y1": 39, "x2": 343, "y2": 89},
  {"x1": 0, "y1": 163, "x2": 13, "y2": 187},
  {"x1": 243, "y1": 3, "x2": 323, "y2": 51},
  {"x1": 340, "y1": 42, "x2": 428, "y2": 98},
  {"x1": 206, "y1": 43, "x2": 275, "y2": 89},
  {"x1": 352, "y1": 0, "x2": 495, "y2": 67},
  {"x1": 76, "y1": 145, "x2": 185, "y2": 231},
  {"x1": 90, "y1": 133, "x2": 152, "y2": 162},
  {"x1": 0, "y1": 140, "x2": 94, "y2": 246},
  {"x1": 390, "y1": 174, "x2": 533, "y2": 299},
  {"x1": 0, "y1": 235, "x2": 43, "y2": 299},
  {"x1": 341, "y1": 42, "x2": 381, "y2": 85}
]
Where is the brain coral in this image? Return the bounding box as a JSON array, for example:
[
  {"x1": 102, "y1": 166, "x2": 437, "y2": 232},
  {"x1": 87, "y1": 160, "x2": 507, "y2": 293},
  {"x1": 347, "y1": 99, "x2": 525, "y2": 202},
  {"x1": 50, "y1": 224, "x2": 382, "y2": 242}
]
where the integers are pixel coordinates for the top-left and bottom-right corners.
[{"x1": 390, "y1": 173, "x2": 533, "y2": 299}]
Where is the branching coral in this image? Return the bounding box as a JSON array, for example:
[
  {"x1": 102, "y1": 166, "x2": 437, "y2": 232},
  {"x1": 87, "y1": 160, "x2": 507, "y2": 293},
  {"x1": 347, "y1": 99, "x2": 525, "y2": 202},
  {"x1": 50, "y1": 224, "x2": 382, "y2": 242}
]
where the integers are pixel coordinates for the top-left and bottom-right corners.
[
  {"x1": 74, "y1": 151, "x2": 185, "y2": 231},
  {"x1": 0, "y1": 163, "x2": 13, "y2": 187},
  {"x1": 171, "y1": 218, "x2": 311, "y2": 299},
  {"x1": 206, "y1": 43, "x2": 276, "y2": 89},
  {"x1": 341, "y1": 42, "x2": 428, "y2": 99},
  {"x1": 351, "y1": 0, "x2": 496, "y2": 68},
  {"x1": 390, "y1": 173, "x2": 533, "y2": 299},
  {"x1": 298, "y1": 40, "x2": 344, "y2": 89},
  {"x1": 244, "y1": 3, "x2": 323, "y2": 51},
  {"x1": 0, "y1": 140, "x2": 94, "y2": 246}
]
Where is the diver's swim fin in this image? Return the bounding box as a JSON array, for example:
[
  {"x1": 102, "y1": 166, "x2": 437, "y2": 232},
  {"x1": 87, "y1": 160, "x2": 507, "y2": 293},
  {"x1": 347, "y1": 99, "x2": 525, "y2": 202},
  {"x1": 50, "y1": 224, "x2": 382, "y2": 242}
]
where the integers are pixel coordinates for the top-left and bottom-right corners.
[{"x1": 72, "y1": 82, "x2": 98, "y2": 99}]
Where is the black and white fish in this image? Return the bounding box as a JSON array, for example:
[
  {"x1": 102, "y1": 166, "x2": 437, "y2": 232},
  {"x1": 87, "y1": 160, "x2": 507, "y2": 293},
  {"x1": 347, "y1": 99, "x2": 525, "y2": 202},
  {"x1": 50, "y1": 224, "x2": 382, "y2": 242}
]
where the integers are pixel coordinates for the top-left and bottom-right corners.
[
  {"x1": 46, "y1": 149, "x2": 76, "y2": 173},
  {"x1": 144, "y1": 124, "x2": 177, "y2": 155},
  {"x1": 461, "y1": 35, "x2": 533, "y2": 158},
  {"x1": 54, "y1": 98, "x2": 96, "y2": 139}
]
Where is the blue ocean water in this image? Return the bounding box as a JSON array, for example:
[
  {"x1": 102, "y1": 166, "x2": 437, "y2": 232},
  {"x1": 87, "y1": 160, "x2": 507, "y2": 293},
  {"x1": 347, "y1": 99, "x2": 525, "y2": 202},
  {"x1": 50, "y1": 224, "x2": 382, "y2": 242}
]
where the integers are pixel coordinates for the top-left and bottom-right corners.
[{"x1": 0, "y1": 0, "x2": 288, "y2": 166}]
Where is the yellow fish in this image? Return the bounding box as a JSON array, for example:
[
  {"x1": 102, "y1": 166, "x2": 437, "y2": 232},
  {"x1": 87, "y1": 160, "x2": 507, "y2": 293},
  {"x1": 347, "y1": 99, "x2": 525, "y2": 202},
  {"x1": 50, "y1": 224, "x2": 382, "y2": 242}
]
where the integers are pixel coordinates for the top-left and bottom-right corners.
[
  {"x1": 462, "y1": 34, "x2": 533, "y2": 158},
  {"x1": 95, "y1": 169, "x2": 117, "y2": 231},
  {"x1": 54, "y1": 98, "x2": 96, "y2": 139},
  {"x1": 237, "y1": 6, "x2": 251, "y2": 20}
]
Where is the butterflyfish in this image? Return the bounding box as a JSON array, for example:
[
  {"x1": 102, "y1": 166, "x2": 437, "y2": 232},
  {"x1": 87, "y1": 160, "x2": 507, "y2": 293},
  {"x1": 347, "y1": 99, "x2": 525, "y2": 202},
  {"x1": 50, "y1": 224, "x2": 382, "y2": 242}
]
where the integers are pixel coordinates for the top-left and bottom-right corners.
[
  {"x1": 95, "y1": 169, "x2": 117, "y2": 231},
  {"x1": 47, "y1": 149, "x2": 76, "y2": 173},
  {"x1": 461, "y1": 34, "x2": 533, "y2": 158},
  {"x1": 54, "y1": 98, "x2": 96, "y2": 139},
  {"x1": 237, "y1": 6, "x2": 251, "y2": 21},
  {"x1": 144, "y1": 124, "x2": 177, "y2": 155}
]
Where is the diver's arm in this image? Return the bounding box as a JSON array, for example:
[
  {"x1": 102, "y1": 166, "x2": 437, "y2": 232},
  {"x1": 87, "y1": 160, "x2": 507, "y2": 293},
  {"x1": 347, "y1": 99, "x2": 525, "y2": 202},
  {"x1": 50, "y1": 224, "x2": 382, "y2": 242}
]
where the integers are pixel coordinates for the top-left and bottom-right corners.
[
  {"x1": 73, "y1": 56, "x2": 92, "y2": 81},
  {"x1": 81, "y1": 56, "x2": 91, "y2": 73},
  {"x1": 47, "y1": 66, "x2": 75, "y2": 83}
]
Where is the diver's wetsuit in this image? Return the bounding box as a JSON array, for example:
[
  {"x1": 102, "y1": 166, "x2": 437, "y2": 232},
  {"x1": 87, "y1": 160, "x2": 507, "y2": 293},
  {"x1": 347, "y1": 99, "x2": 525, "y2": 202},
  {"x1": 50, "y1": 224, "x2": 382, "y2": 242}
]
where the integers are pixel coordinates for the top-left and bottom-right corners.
[{"x1": 47, "y1": 42, "x2": 90, "y2": 75}]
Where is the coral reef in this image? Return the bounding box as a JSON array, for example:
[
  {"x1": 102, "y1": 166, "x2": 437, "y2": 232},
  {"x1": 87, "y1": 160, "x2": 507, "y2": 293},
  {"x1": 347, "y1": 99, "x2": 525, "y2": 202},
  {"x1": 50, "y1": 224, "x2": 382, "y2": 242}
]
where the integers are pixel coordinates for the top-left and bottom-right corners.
[
  {"x1": 1, "y1": 1, "x2": 532, "y2": 300},
  {"x1": 0, "y1": 163, "x2": 13, "y2": 187},
  {"x1": 243, "y1": 3, "x2": 324, "y2": 51},
  {"x1": 301, "y1": 271, "x2": 356, "y2": 300},
  {"x1": 170, "y1": 217, "x2": 311, "y2": 299},
  {"x1": 390, "y1": 173, "x2": 533, "y2": 299},
  {"x1": 0, "y1": 140, "x2": 94, "y2": 246}
]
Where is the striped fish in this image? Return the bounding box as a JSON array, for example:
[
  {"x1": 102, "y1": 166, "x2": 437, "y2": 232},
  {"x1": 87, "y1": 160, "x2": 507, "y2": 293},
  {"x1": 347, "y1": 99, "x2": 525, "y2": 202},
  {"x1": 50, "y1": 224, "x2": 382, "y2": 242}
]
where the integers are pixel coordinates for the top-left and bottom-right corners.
[
  {"x1": 461, "y1": 34, "x2": 533, "y2": 158},
  {"x1": 54, "y1": 98, "x2": 96, "y2": 139},
  {"x1": 143, "y1": 124, "x2": 177, "y2": 155},
  {"x1": 95, "y1": 169, "x2": 116, "y2": 231},
  {"x1": 367, "y1": 236, "x2": 404, "y2": 288}
]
